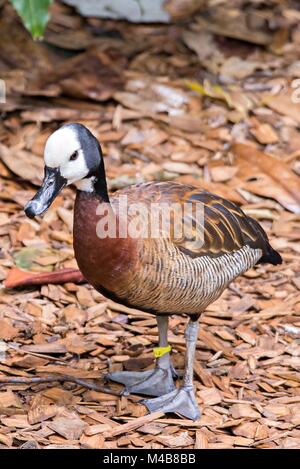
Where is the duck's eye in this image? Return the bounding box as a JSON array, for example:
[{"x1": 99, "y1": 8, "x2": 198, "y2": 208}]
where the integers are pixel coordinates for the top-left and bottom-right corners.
[{"x1": 70, "y1": 150, "x2": 79, "y2": 161}]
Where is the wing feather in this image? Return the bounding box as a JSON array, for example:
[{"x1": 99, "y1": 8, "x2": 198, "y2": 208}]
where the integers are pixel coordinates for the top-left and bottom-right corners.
[{"x1": 112, "y1": 181, "x2": 282, "y2": 265}]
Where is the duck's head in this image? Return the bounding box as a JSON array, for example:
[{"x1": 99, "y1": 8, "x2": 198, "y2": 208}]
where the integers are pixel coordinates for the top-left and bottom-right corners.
[{"x1": 25, "y1": 123, "x2": 106, "y2": 219}]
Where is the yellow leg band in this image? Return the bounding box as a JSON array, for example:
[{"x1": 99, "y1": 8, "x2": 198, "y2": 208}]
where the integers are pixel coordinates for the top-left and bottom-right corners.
[{"x1": 153, "y1": 345, "x2": 172, "y2": 359}]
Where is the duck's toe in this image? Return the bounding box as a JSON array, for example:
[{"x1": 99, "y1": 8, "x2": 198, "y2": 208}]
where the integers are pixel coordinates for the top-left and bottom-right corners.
[
  {"x1": 141, "y1": 385, "x2": 201, "y2": 421},
  {"x1": 105, "y1": 367, "x2": 176, "y2": 397}
]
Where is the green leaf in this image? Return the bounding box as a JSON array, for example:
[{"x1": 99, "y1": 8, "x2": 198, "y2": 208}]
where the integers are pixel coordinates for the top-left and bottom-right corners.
[
  {"x1": 14, "y1": 248, "x2": 51, "y2": 271},
  {"x1": 10, "y1": 0, "x2": 52, "y2": 39}
]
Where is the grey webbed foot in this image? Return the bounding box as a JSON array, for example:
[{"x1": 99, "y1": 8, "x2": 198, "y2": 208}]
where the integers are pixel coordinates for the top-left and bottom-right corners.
[
  {"x1": 105, "y1": 366, "x2": 176, "y2": 397},
  {"x1": 142, "y1": 385, "x2": 201, "y2": 420}
]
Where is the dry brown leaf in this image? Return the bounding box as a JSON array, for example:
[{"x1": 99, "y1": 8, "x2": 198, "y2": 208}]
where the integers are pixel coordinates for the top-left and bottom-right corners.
[
  {"x1": 0, "y1": 144, "x2": 43, "y2": 185},
  {"x1": 220, "y1": 57, "x2": 261, "y2": 80},
  {"x1": 264, "y1": 92, "x2": 300, "y2": 124},
  {"x1": 232, "y1": 143, "x2": 300, "y2": 213},
  {"x1": 196, "y1": 8, "x2": 272, "y2": 45}
]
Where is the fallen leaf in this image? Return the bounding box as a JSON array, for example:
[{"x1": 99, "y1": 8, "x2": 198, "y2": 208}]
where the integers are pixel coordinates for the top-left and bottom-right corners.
[
  {"x1": 264, "y1": 92, "x2": 300, "y2": 124},
  {"x1": 232, "y1": 143, "x2": 300, "y2": 213},
  {"x1": 0, "y1": 144, "x2": 43, "y2": 185}
]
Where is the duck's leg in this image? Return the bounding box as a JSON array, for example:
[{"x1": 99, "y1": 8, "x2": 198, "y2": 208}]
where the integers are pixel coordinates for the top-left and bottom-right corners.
[
  {"x1": 105, "y1": 315, "x2": 176, "y2": 397},
  {"x1": 141, "y1": 317, "x2": 200, "y2": 420}
]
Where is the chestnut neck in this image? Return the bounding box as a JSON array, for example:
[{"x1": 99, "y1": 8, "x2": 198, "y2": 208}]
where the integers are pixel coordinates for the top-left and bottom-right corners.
[{"x1": 74, "y1": 178, "x2": 137, "y2": 294}]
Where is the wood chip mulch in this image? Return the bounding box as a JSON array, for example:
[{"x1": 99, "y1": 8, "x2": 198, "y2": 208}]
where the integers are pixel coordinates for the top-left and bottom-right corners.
[{"x1": 0, "y1": 0, "x2": 299, "y2": 449}]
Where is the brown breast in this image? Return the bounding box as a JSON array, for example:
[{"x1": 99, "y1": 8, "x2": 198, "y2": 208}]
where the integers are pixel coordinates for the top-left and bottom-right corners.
[{"x1": 73, "y1": 191, "x2": 138, "y2": 297}]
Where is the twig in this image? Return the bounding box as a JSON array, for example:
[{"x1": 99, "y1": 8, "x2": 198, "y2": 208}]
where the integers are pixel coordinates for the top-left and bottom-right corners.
[{"x1": 0, "y1": 374, "x2": 120, "y2": 396}]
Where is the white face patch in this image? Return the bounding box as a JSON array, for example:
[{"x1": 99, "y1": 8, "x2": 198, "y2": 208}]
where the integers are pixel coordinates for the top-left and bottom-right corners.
[
  {"x1": 74, "y1": 176, "x2": 96, "y2": 192},
  {"x1": 44, "y1": 126, "x2": 91, "y2": 188}
]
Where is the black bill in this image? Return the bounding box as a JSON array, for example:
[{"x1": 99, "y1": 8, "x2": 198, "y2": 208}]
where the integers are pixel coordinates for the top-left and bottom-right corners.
[{"x1": 24, "y1": 166, "x2": 67, "y2": 219}]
